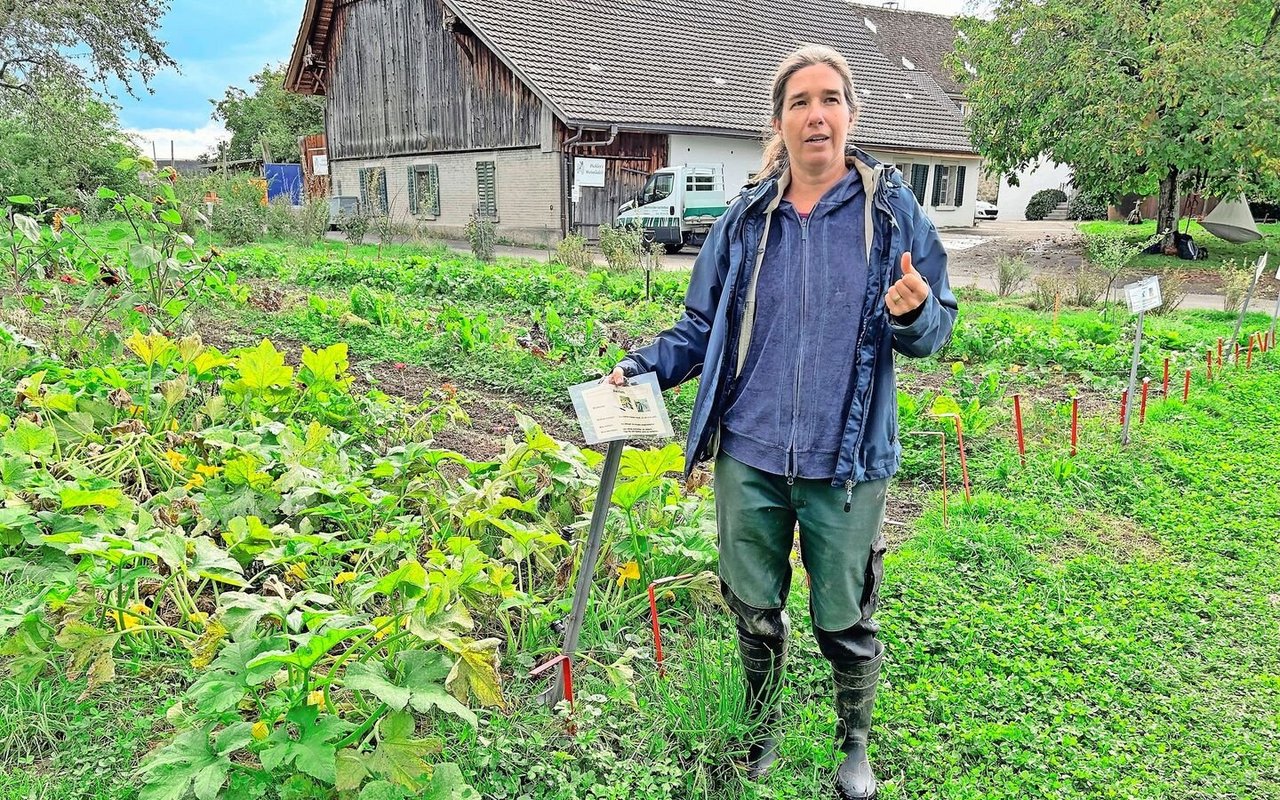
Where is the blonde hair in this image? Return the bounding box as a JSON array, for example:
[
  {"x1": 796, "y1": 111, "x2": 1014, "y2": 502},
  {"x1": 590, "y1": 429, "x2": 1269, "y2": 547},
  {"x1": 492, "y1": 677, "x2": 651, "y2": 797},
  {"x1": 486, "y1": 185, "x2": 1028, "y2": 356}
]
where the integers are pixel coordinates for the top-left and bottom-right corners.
[{"x1": 757, "y1": 45, "x2": 860, "y2": 181}]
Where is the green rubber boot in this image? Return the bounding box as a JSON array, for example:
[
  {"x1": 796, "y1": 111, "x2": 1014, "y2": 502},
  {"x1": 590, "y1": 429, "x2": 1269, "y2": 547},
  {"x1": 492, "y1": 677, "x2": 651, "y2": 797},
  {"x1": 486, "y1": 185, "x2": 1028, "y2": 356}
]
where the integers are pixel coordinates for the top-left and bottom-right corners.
[{"x1": 832, "y1": 641, "x2": 883, "y2": 799}]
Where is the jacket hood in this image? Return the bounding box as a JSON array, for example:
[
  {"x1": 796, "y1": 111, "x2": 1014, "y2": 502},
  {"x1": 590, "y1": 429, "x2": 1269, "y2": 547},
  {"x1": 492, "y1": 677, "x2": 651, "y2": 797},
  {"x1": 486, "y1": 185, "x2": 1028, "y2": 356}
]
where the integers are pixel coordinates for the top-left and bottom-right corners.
[{"x1": 735, "y1": 147, "x2": 894, "y2": 219}]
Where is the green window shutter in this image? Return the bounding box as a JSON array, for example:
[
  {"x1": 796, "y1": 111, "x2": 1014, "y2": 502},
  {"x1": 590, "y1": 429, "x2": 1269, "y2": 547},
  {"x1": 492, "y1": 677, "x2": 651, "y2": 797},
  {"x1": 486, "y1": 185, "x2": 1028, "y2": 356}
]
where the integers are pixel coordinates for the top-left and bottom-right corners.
[
  {"x1": 911, "y1": 165, "x2": 929, "y2": 205},
  {"x1": 407, "y1": 167, "x2": 418, "y2": 215},
  {"x1": 476, "y1": 161, "x2": 497, "y2": 219},
  {"x1": 931, "y1": 165, "x2": 944, "y2": 207},
  {"x1": 358, "y1": 168, "x2": 369, "y2": 207},
  {"x1": 954, "y1": 166, "x2": 967, "y2": 206},
  {"x1": 427, "y1": 164, "x2": 440, "y2": 217},
  {"x1": 378, "y1": 168, "x2": 388, "y2": 215}
]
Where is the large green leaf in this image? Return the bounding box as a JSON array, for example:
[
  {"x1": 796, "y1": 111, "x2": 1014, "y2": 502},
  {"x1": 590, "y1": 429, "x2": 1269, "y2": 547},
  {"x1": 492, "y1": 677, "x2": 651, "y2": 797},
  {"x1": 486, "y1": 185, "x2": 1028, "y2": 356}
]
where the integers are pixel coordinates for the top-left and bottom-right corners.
[
  {"x1": 59, "y1": 485, "x2": 125, "y2": 510},
  {"x1": 422, "y1": 764, "x2": 481, "y2": 800},
  {"x1": 235, "y1": 339, "x2": 294, "y2": 390},
  {"x1": 300, "y1": 343, "x2": 352, "y2": 391},
  {"x1": 187, "y1": 637, "x2": 286, "y2": 714},
  {"x1": 248, "y1": 626, "x2": 366, "y2": 671},
  {"x1": 618, "y1": 442, "x2": 684, "y2": 481},
  {"x1": 443, "y1": 638, "x2": 504, "y2": 710},
  {"x1": 365, "y1": 711, "x2": 441, "y2": 790},
  {"x1": 189, "y1": 537, "x2": 247, "y2": 587},
  {"x1": 259, "y1": 705, "x2": 351, "y2": 785},
  {"x1": 345, "y1": 652, "x2": 477, "y2": 726},
  {"x1": 4, "y1": 418, "x2": 56, "y2": 459}
]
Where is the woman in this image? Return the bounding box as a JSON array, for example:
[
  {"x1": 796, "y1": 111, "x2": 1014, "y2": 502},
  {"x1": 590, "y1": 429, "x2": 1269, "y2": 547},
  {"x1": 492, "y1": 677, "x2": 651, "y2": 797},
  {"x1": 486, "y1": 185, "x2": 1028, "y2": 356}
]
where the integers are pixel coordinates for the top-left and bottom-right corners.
[{"x1": 606, "y1": 45, "x2": 956, "y2": 799}]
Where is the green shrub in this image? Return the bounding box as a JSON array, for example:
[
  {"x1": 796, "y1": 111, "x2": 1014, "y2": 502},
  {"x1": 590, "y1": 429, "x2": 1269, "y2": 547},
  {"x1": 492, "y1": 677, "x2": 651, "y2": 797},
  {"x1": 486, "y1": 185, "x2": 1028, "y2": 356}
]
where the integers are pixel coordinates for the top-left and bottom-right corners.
[
  {"x1": 597, "y1": 222, "x2": 645, "y2": 271},
  {"x1": 265, "y1": 195, "x2": 296, "y2": 240},
  {"x1": 1067, "y1": 191, "x2": 1110, "y2": 221},
  {"x1": 1025, "y1": 188, "x2": 1068, "y2": 221},
  {"x1": 991, "y1": 255, "x2": 1031, "y2": 297},
  {"x1": 554, "y1": 233, "x2": 593, "y2": 271},
  {"x1": 337, "y1": 206, "x2": 371, "y2": 246},
  {"x1": 293, "y1": 197, "x2": 330, "y2": 247},
  {"x1": 464, "y1": 212, "x2": 497, "y2": 262}
]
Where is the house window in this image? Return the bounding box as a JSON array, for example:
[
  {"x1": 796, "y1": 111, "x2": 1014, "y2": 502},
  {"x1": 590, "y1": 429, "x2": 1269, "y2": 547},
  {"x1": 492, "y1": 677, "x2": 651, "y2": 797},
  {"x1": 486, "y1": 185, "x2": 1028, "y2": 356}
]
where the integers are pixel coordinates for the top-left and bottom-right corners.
[
  {"x1": 409, "y1": 164, "x2": 440, "y2": 218},
  {"x1": 903, "y1": 163, "x2": 929, "y2": 205},
  {"x1": 931, "y1": 164, "x2": 967, "y2": 208},
  {"x1": 476, "y1": 160, "x2": 498, "y2": 220},
  {"x1": 358, "y1": 167, "x2": 388, "y2": 215}
]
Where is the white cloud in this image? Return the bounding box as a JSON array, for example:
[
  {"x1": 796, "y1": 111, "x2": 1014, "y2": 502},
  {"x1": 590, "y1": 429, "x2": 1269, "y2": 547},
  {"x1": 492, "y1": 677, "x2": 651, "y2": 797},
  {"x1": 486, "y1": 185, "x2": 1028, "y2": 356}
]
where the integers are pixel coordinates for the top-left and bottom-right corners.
[{"x1": 122, "y1": 121, "x2": 229, "y2": 160}]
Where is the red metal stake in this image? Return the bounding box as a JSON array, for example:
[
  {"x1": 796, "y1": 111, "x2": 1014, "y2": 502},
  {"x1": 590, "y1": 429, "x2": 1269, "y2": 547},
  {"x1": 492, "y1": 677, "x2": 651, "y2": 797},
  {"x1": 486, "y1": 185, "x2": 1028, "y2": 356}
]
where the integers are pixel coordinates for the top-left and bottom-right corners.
[
  {"x1": 1247, "y1": 334, "x2": 1256, "y2": 368},
  {"x1": 1234, "y1": 341, "x2": 1240, "y2": 365},
  {"x1": 929, "y1": 415, "x2": 969, "y2": 502},
  {"x1": 1207, "y1": 350, "x2": 1213, "y2": 381},
  {"x1": 1183, "y1": 368, "x2": 1191, "y2": 403},
  {"x1": 1120, "y1": 390, "x2": 1128, "y2": 426},
  {"x1": 1070, "y1": 397, "x2": 1079, "y2": 456},
  {"x1": 531, "y1": 655, "x2": 575, "y2": 732},
  {"x1": 1162, "y1": 358, "x2": 1170, "y2": 398},
  {"x1": 1218, "y1": 338, "x2": 1224, "y2": 366},
  {"x1": 647, "y1": 574, "x2": 693, "y2": 677},
  {"x1": 939, "y1": 433, "x2": 948, "y2": 526},
  {"x1": 1139, "y1": 378, "x2": 1150, "y2": 424},
  {"x1": 1012, "y1": 393, "x2": 1026, "y2": 467}
]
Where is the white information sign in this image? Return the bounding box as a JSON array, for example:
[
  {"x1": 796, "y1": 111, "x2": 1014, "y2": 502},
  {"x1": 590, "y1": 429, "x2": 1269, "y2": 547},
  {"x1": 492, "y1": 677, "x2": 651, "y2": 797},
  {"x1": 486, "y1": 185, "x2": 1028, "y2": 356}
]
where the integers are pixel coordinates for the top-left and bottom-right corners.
[
  {"x1": 574, "y1": 157, "x2": 606, "y2": 188},
  {"x1": 311, "y1": 155, "x2": 329, "y2": 176},
  {"x1": 568, "y1": 373, "x2": 673, "y2": 445},
  {"x1": 1124, "y1": 276, "x2": 1162, "y2": 314}
]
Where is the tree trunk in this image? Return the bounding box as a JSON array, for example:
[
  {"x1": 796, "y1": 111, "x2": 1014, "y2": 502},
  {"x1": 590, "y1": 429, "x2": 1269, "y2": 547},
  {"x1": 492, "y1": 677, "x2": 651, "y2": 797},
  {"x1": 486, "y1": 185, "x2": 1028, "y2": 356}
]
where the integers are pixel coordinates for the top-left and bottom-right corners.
[{"x1": 1156, "y1": 167, "x2": 1179, "y2": 254}]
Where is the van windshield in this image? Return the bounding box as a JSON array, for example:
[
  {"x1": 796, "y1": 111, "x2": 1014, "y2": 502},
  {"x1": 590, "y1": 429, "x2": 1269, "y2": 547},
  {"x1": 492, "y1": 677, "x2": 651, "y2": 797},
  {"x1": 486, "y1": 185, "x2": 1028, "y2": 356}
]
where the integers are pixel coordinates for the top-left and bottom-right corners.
[{"x1": 640, "y1": 173, "x2": 675, "y2": 206}]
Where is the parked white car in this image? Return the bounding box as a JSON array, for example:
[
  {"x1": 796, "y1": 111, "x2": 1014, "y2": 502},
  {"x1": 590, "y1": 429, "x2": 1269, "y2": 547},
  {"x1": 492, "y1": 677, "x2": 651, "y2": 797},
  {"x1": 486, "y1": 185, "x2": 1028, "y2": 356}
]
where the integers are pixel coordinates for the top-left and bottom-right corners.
[{"x1": 974, "y1": 200, "x2": 998, "y2": 221}]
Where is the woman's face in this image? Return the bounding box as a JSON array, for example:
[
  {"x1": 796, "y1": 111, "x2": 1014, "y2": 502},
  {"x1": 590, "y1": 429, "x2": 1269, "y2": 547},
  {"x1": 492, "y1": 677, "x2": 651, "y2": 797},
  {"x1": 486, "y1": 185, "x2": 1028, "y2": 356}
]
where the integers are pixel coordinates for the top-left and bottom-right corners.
[{"x1": 773, "y1": 64, "x2": 854, "y2": 175}]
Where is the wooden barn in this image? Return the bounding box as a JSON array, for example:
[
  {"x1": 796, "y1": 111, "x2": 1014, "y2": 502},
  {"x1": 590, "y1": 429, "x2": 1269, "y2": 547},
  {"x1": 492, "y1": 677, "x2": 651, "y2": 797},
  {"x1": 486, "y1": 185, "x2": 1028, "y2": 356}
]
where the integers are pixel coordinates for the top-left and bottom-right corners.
[{"x1": 285, "y1": 0, "x2": 980, "y2": 244}]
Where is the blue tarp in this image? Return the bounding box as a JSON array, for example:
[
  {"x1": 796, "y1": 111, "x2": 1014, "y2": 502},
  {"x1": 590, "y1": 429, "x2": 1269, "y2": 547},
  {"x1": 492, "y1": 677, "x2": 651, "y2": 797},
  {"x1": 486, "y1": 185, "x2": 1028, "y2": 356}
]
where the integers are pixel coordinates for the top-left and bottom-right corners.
[{"x1": 263, "y1": 163, "x2": 303, "y2": 205}]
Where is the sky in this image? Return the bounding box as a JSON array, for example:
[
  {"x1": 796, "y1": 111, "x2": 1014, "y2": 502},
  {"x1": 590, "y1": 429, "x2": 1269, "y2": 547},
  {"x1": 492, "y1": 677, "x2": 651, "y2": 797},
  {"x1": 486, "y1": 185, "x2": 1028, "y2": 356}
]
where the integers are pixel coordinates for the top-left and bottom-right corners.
[{"x1": 115, "y1": 0, "x2": 984, "y2": 160}]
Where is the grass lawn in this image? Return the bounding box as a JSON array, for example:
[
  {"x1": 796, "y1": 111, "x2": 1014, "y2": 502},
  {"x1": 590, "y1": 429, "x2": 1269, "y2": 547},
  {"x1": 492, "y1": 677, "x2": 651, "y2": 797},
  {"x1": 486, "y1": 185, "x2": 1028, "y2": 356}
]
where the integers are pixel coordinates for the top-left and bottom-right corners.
[{"x1": 1078, "y1": 219, "x2": 1280, "y2": 272}]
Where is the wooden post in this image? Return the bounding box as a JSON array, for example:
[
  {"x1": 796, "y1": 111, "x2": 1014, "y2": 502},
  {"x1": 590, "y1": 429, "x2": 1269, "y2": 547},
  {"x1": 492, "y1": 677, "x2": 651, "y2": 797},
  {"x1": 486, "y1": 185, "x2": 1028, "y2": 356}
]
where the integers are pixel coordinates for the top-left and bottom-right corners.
[
  {"x1": 1070, "y1": 397, "x2": 1079, "y2": 456},
  {"x1": 1012, "y1": 393, "x2": 1026, "y2": 467},
  {"x1": 1183, "y1": 368, "x2": 1191, "y2": 402},
  {"x1": 1139, "y1": 378, "x2": 1150, "y2": 423}
]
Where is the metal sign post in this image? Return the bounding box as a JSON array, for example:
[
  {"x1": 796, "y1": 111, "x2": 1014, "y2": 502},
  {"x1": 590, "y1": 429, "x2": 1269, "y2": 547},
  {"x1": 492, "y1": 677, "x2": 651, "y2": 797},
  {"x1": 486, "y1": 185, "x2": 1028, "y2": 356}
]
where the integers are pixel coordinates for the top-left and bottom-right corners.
[
  {"x1": 1121, "y1": 277, "x2": 1162, "y2": 446},
  {"x1": 1267, "y1": 254, "x2": 1279, "y2": 348},
  {"x1": 541, "y1": 438, "x2": 624, "y2": 707},
  {"x1": 1232, "y1": 253, "x2": 1267, "y2": 348}
]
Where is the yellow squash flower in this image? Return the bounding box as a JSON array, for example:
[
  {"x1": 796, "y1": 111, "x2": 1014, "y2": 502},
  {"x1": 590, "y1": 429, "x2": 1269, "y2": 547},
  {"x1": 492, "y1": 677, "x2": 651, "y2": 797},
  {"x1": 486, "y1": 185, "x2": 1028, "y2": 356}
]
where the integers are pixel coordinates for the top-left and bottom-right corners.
[
  {"x1": 163, "y1": 449, "x2": 188, "y2": 471},
  {"x1": 195, "y1": 464, "x2": 223, "y2": 477},
  {"x1": 284, "y1": 562, "x2": 309, "y2": 583},
  {"x1": 251, "y1": 720, "x2": 270, "y2": 740},
  {"x1": 333, "y1": 571, "x2": 357, "y2": 586},
  {"x1": 616, "y1": 560, "x2": 640, "y2": 587},
  {"x1": 306, "y1": 690, "x2": 325, "y2": 707},
  {"x1": 188, "y1": 611, "x2": 210, "y2": 628},
  {"x1": 184, "y1": 473, "x2": 206, "y2": 490}
]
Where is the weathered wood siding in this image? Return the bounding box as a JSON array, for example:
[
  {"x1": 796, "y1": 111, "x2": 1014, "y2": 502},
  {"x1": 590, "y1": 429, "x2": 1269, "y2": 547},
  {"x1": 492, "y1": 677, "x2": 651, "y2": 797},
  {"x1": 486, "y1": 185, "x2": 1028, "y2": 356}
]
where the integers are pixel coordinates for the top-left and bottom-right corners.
[
  {"x1": 298, "y1": 133, "x2": 330, "y2": 200},
  {"x1": 326, "y1": 0, "x2": 542, "y2": 160},
  {"x1": 557, "y1": 126, "x2": 668, "y2": 238}
]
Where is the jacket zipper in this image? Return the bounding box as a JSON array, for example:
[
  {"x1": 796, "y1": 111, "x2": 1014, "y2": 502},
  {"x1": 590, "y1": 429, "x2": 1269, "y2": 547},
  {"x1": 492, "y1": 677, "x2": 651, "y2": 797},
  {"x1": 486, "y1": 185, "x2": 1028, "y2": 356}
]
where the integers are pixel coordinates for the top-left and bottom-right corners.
[
  {"x1": 843, "y1": 174, "x2": 898, "y2": 511},
  {"x1": 786, "y1": 213, "x2": 810, "y2": 486}
]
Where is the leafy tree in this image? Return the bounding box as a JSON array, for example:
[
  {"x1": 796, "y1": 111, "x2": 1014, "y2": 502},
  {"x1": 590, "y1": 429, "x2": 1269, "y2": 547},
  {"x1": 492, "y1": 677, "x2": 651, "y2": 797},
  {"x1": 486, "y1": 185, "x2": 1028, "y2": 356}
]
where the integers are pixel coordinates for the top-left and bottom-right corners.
[
  {"x1": 0, "y1": 0, "x2": 175, "y2": 98},
  {"x1": 210, "y1": 64, "x2": 325, "y2": 163},
  {"x1": 0, "y1": 82, "x2": 142, "y2": 206},
  {"x1": 954, "y1": 0, "x2": 1280, "y2": 251}
]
